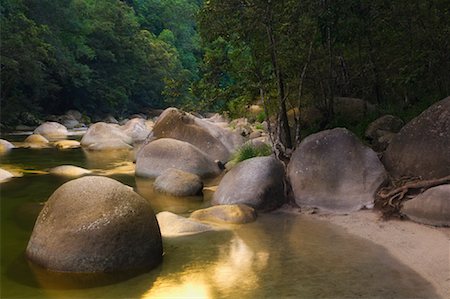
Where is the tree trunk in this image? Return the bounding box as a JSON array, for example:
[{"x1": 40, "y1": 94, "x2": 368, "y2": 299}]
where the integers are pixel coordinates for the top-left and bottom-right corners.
[{"x1": 266, "y1": 21, "x2": 292, "y2": 150}]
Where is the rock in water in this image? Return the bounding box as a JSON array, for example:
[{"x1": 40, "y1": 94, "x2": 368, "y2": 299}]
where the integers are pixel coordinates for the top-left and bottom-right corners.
[
  {"x1": 24, "y1": 134, "x2": 50, "y2": 148},
  {"x1": 152, "y1": 108, "x2": 244, "y2": 162},
  {"x1": 49, "y1": 165, "x2": 91, "y2": 177},
  {"x1": 154, "y1": 168, "x2": 203, "y2": 197},
  {"x1": 135, "y1": 138, "x2": 221, "y2": 179},
  {"x1": 190, "y1": 204, "x2": 257, "y2": 224},
  {"x1": 0, "y1": 168, "x2": 14, "y2": 183},
  {"x1": 0, "y1": 139, "x2": 15, "y2": 154},
  {"x1": 288, "y1": 128, "x2": 387, "y2": 212},
  {"x1": 26, "y1": 176, "x2": 163, "y2": 272},
  {"x1": 121, "y1": 118, "x2": 151, "y2": 143},
  {"x1": 34, "y1": 122, "x2": 68, "y2": 138},
  {"x1": 156, "y1": 211, "x2": 215, "y2": 237},
  {"x1": 81, "y1": 122, "x2": 132, "y2": 150},
  {"x1": 402, "y1": 185, "x2": 450, "y2": 227},
  {"x1": 383, "y1": 97, "x2": 450, "y2": 179},
  {"x1": 53, "y1": 140, "x2": 81, "y2": 150},
  {"x1": 213, "y1": 156, "x2": 286, "y2": 211}
]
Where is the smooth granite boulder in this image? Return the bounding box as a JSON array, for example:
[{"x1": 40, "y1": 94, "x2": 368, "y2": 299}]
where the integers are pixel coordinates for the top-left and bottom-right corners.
[
  {"x1": 152, "y1": 108, "x2": 244, "y2": 162},
  {"x1": 288, "y1": 128, "x2": 387, "y2": 212},
  {"x1": 0, "y1": 168, "x2": 14, "y2": 183},
  {"x1": 26, "y1": 176, "x2": 163, "y2": 272},
  {"x1": 213, "y1": 156, "x2": 286, "y2": 211},
  {"x1": 34, "y1": 122, "x2": 68, "y2": 138},
  {"x1": 49, "y1": 165, "x2": 92, "y2": 177},
  {"x1": 402, "y1": 185, "x2": 450, "y2": 227},
  {"x1": 136, "y1": 138, "x2": 222, "y2": 179},
  {"x1": 154, "y1": 168, "x2": 203, "y2": 197},
  {"x1": 383, "y1": 97, "x2": 450, "y2": 179},
  {"x1": 81, "y1": 122, "x2": 133, "y2": 150}
]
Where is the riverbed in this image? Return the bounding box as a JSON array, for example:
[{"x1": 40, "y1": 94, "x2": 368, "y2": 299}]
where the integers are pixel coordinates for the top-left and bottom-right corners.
[{"x1": 0, "y1": 138, "x2": 441, "y2": 298}]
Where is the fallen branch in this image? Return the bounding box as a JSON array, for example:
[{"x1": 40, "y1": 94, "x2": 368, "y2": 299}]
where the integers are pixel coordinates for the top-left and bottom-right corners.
[{"x1": 375, "y1": 174, "x2": 450, "y2": 218}]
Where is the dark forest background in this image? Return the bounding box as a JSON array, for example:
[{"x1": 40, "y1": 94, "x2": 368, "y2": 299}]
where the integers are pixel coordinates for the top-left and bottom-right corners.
[{"x1": 1, "y1": 0, "x2": 449, "y2": 128}]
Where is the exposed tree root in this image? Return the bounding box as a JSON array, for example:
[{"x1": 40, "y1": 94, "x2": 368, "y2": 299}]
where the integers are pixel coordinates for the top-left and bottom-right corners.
[{"x1": 375, "y1": 175, "x2": 450, "y2": 219}]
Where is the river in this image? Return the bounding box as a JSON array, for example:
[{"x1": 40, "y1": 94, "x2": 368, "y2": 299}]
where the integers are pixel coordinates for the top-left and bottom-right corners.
[{"x1": 0, "y1": 136, "x2": 438, "y2": 298}]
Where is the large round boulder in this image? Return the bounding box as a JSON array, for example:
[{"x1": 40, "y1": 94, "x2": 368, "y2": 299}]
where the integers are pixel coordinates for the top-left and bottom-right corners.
[
  {"x1": 81, "y1": 122, "x2": 132, "y2": 150},
  {"x1": 383, "y1": 97, "x2": 450, "y2": 180},
  {"x1": 190, "y1": 204, "x2": 257, "y2": 224},
  {"x1": 26, "y1": 176, "x2": 163, "y2": 272},
  {"x1": 212, "y1": 156, "x2": 286, "y2": 211},
  {"x1": 152, "y1": 108, "x2": 244, "y2": 162},
  {"x1": 34, "y1": 122, "x2": 68, "y2": 138},
  {"x1": 333, "y1": 97, "x2": 377, "y2": 123},
  {"x1": 136, "y1": 138, "x2": 222, "y2": 179},
  {"x1": 402, "y1": 185, "x2": 450, "y2": 227},
  {"x1": 288, "y1": 128, "x2": 387, "y2": 212},
  {"x1": 154, "y1": 168, "x2": 203, "y2": 197}
]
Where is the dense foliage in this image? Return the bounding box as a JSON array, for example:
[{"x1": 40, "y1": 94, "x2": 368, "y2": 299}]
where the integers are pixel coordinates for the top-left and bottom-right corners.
[
  {"x1": 1, "y1": 0, "x2": 448, "y2": 130},
  {"x1": 1, "y1": 0, "x2": 200, "y2": 125},
  {"x1": 196, "y1": 0, "x2": 450, "y2": 147}
]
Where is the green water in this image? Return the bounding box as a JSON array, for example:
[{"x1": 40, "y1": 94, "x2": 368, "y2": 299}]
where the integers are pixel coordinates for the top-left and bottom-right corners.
[{"x1": 0, "y1": 143, "x2": 439, "y2": 298}]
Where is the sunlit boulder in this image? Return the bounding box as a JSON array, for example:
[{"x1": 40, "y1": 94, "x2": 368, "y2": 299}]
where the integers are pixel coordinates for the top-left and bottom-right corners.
[
  {"x1": 34, "y1": 122, "x2": 68, "y2": 138},
  {"x1": 53, "y1": 140, "x2": 81, "y2": 150},
  {"x1": 26, "y1": 176, "x2": 163, "y2": 272},
  {"x1": 0, "y1": 168, "x2": 14, "y2": 183},
  {"x1": 0, "y1": 139, "x2": 15, "y2": 154},
  {"x1": 136, "y1": 138, "x2": 222, "y2": 179},
  {"x1": 213, "y1": 156, "x2": 286, "y2": 211},
  {"x1": 49, "y1": 165, "x2": 91, "y2": 177},
  {"x1": 190, "y1": 204, "x2": 257, "y2": 224},
  {"x1": 288, "y1": 128, "x2": 387, "y2": 212},
  {"x1": 402, "y1": 185, "x2": 450, "y2": 227},
  {"x1": 156, "y1": 211, "x2": 215, "y2": 237},
  {"x1": 24, "y1": 134, "x2": 50, "y2": 148},
  {"x1": 152, "y1": 108, "x2": 244, "y2": 162}
]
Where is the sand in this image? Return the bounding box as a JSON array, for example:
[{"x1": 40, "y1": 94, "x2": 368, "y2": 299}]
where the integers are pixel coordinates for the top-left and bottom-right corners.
[{"x1": 309, "y1": 210, "x2": 450, "y2": 299}]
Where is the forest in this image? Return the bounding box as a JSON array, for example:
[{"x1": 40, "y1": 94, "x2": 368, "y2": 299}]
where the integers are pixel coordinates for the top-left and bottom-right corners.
[{"x1": 1, "y1": 0, "x2": 449, "y2": 132}]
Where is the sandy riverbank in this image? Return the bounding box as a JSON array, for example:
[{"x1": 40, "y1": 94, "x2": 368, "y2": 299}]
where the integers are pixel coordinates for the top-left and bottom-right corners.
[{"x1": 309, "y1": 210, "x2": 450, "y2": 299}]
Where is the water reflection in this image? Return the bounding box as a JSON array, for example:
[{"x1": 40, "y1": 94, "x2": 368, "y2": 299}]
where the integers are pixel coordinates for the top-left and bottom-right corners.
[{"x1": 0, "y1": 145, "x2": 441, "y2": 299}]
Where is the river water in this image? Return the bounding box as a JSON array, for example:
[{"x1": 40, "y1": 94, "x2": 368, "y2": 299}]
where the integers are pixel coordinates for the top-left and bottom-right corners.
[{"x1": 0, "y1": 137, "x2": 439, "y2": 298}]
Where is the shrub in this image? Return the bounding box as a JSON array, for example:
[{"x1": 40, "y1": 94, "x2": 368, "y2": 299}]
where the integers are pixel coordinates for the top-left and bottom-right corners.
[{"x1": 229, "y1": 143, "x2": 272, "y2": 166}]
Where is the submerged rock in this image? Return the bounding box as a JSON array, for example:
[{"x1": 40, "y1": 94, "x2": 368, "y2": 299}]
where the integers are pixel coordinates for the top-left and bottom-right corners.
[
  {"x1": 156, "y1": 211, "x2": 215, "y2": 237},
  {"x1": 49, "y1": 165, "x2": 91, "y2": 177},
  {"x1": 402, "y1": 185, "x2": 450, "y2": 227},
  {"x1": 213, "y1": 156, "x2": 286, "y2": 211},
  {"x1": 383, "y1": 97, "x2": 450, "y2": 180},
  {"x1": 26, "y1": 176, "x2": 163, "y2": 272},
  {"x1": 53, "y1": 140, "x2": 81, "y2": 150},
  {"x1": 154, "y1": 168, "x2": 203, "y2": 197},
  {"x1": 190, "y1": 204, "x2": 257, "y2": 224},
  {"x1": 288, "y1": 128, "x2": 387, "y2": 212},
  {"x1": 136, "y1": 138, "x2": 222, "y2": 179}
]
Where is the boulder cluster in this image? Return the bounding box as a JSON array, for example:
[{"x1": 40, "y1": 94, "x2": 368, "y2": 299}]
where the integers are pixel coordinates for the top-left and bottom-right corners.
[{"x1": 2, "y1": 97, "x2": 448, "y2": 276}]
